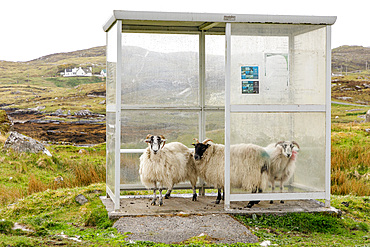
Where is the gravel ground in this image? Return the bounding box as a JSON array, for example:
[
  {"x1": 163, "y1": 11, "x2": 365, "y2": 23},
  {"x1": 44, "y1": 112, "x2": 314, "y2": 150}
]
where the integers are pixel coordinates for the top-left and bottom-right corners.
[{"x1": 113, "y1": 214, "x2": 258, "y2": 244}]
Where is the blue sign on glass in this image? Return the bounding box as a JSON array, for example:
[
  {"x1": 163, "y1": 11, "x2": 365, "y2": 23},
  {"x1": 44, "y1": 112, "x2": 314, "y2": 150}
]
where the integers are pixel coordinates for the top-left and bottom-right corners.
[
  {"x1": 242, "y1": 81, "x2": 259, "y2": 94},
  {"x1": 241, "y1": 66, "x2": 259, "y2": 80}
]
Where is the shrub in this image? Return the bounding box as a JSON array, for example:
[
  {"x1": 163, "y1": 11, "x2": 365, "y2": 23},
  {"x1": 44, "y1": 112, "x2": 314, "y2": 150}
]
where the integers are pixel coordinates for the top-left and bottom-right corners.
[{"x1": 0, "y1": 219, "x2": 13, "y2": 233}]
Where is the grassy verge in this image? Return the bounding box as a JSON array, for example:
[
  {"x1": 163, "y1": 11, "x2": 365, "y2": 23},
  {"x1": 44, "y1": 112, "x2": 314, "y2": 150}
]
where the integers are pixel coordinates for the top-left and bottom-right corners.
[
  {"x1": 0, "y1": 185, "x2": 368, "y2": 246},
  {"x1": 0, "y1": 93, "x2": 369, "y2": 245}
]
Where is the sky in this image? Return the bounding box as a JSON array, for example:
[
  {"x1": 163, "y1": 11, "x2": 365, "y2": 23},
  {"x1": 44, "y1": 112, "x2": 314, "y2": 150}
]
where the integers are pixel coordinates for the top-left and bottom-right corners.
[{"x1": 0, "y1": 0, "x2": 368, "y2": 62}]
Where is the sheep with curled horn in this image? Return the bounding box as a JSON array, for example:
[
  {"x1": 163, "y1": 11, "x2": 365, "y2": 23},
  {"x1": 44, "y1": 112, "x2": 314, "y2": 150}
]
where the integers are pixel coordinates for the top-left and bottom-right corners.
[
  {"x1": 139, "y1": 134, "x2": 198, "y2": 206},
  {"x1": 192, "y1": 138, "x2": 270, "y2": 208},
  {"x1": 264, "y1": 140, "x2": 300, "y2": 204}
]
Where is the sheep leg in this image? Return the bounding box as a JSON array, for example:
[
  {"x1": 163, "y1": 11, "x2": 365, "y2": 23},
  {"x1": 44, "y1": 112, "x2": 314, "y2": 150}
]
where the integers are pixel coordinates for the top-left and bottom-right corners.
[
  {"x1": 279, "y1": 181, "x2": 284, "y2": 204},
  {"x1": 158, "y1": 188, "x2": 163, "y2": 206},
  {"x1": 247, "y1": 187, "x2": 260, "y2": 208},
  {"x1": 164, "y1": 189, "x2": 172, "y2": 199},
  {"x1": 215, "y1": 188, "x2": 222, "y2": 204},
  {"x1": 151, "y1": 186, "x2": 157, "y2": 206},
  {"x1": 193, "y1": 187, "x2": 197, "y2": 201},
  {"x1": 270, "y1": 181, "x2": 275, "y2": 204}
]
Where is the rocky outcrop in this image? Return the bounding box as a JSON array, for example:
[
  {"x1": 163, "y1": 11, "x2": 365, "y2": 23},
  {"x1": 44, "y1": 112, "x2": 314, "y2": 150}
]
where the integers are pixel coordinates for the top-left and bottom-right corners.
[
  {"x1": 4, "y1": 131, "x2": 52, "y2": 156},
  {"x1": 0, "y1": 110, "x2": 12, "y2": 135}
]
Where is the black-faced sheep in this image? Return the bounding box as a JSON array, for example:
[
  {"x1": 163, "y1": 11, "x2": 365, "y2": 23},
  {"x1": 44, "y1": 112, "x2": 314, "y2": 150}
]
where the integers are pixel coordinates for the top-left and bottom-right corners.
[
  {"x1": 264, "y1": 141, "x2": 300, "y2": 204},
  {"x1": 139, "y1": 134, "x2": 198, "y2": 206},
  {"x1": 192, "y1": 139, "x2": 269, "y2": 208}
]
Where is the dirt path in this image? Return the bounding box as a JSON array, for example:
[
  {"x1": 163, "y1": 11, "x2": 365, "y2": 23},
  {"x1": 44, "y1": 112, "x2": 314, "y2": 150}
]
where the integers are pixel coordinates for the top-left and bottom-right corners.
[{"x1": 113, "y1": 214, "x2": 258, "y2": 244}]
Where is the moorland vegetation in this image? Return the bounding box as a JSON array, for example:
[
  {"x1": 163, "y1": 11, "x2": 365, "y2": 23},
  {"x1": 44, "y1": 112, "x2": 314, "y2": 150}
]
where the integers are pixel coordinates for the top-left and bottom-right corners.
[{"x1": 0, "y1": 45, "x2": 369, "y2": 246}]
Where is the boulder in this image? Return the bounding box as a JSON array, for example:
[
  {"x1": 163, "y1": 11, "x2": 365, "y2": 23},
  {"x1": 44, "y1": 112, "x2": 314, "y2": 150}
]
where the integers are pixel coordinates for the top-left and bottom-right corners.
[
  {"x1": 4, "y1": 131, "x2": 52, "y2": 156},
  {"x1": 75, "y1": 194, "x2": 88, "y2": 205},
  {"x1": 74, "y1": 110, "x2": 92, "y2": 116}
]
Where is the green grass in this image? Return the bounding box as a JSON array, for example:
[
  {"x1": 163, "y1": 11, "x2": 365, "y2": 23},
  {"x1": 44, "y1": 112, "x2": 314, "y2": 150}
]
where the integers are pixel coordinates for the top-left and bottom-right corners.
[
  {"x1": 0, "y1": 184, "x2": 129, "y2": 247},
  {"x1": 234, "y1": 202, "x2": 369, "y2": 246},
  {"x1": 46, "y1": 76, "x2": 105, "y2": 88}
]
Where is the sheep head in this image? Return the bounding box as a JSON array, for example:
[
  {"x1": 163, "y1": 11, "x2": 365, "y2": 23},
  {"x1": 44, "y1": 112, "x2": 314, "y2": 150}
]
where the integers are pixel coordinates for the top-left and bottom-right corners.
[
  {"x1": 192, "y1": 138, "x2": 213, "y2": 160},
  {"x1": 145, "y1": 134, "x2": 166, "y2": 154},
  {"x1": 275, "y1": 141, "x2": 300, "y2": 159}
]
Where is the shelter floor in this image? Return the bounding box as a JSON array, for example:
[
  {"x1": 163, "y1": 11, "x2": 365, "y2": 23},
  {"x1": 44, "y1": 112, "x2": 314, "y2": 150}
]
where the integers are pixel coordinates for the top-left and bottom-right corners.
[{"x1": 100, "y1": 193, "x2": 340, "y2": 219}]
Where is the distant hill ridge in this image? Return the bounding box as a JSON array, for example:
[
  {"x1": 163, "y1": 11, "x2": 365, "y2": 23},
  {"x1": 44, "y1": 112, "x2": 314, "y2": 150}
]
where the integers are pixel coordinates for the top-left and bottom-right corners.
[
  {"x1": 332, "y1": 45, "x2": 370, "y2": 73},
  {"x1": 30, "y1": 46, "x2": 106, "y2": 64},
  {"x1": 1, "y1": 45, "x2": 369, "y2": 85},
  {"x1": 30, "y1": 44, "x2": 370, "y2": 73}
]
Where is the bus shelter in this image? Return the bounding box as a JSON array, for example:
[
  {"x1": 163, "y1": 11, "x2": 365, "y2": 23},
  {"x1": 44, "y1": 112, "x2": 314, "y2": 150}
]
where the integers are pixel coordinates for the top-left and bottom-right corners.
[{"x1": 103, "y1": 10, "x2": 336, "y2": 210}]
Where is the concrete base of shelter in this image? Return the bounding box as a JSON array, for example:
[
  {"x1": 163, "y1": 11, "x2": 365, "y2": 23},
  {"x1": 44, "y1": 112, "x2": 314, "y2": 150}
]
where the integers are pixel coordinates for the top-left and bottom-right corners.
[{"x1": 100, "y1": 193, "x2": 341, "y2": 220}]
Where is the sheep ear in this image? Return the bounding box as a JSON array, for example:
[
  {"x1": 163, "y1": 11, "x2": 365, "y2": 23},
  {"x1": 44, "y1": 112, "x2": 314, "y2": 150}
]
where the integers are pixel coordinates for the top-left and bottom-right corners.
[
  {"x1": 145, "y1": 134, "x2": 152, "y2": 143},
  {"x1": 275, "y1": 141, "x2": 284, "y2": 147},
  {"x1": 292, "y1": 141, "x2": 300, "y2": 149}
]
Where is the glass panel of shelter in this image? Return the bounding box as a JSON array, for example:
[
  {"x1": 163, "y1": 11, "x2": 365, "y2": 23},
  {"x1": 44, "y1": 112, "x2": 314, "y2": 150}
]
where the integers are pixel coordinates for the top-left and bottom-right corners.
[{"x1": 227, "y1": 23, "x2": 328, "y2": 197}]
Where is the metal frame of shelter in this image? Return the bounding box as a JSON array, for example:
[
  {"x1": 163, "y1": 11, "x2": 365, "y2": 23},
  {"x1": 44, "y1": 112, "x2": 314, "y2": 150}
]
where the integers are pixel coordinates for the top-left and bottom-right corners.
[{"x1": 103, "y1": 10, "x2": 336, "y2": 210}]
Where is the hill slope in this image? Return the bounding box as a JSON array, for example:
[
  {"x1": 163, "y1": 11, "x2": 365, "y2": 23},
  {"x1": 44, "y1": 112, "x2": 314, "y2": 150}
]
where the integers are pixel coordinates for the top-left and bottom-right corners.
[
  {"x1": 332, "y1": 45, "x2": 370, "y2": 73},
  {"x1": 0, "y1": 46, "x2": 106, "y2": 85}
]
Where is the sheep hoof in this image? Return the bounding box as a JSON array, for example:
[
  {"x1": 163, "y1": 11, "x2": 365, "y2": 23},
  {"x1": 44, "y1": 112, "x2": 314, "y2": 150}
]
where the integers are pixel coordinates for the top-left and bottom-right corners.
[
  {"x1": 192, "y1": 194, "x2": 197, "y2": 201},
  {"x1": 215, "y1": 200, "x2": 220, "y2": 204},
  {"x1": 280, "y1": 200, "x2": 284, "y2": 204},
  {"x1": 151, "y1": 201, "x2": 156, "y2": 206},
  {"x1": 164, "y1": 194, "x2": 170, "y2": 199},
  {"x1": 269, "y1": 200, "x2": 274, "y2": 204},
  {"x1": 159, "y1": 201, "x2": 163, "y2": 206},
  {"x1": 246, "y1": 202, "x2": 254, "y2": 208}
]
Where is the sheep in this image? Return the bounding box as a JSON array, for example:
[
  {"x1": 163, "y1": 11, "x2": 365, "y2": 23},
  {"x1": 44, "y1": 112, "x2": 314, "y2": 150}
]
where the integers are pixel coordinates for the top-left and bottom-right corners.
[
  {"x1": 139, "y1": 134, "x2": 198, "y2": 206},
  {"x1": 192, "y1": 138, "x2": 270, "y2": 208},
  {"x1": 264, "y1": 141, "x2": 300, "y2": 204}
]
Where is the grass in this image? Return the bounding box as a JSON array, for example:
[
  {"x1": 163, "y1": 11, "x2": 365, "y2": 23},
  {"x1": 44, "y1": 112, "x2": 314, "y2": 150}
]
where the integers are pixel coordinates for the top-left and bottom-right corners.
[
  {"x1": 0, "y1": 184, "x2": 368, "y2": 246},
  {"x1": 0, "y1": 82, "x2": 106, "y2": 115},
  {"x1": 0, "y1": 184, "x2": 129, "y2": 246},
  {"x1": 0, "y1": 142, "x2": 106, "y2": 206},
  {"x1": 0, "y1": 67, "x2": 369, "y2": 245}
]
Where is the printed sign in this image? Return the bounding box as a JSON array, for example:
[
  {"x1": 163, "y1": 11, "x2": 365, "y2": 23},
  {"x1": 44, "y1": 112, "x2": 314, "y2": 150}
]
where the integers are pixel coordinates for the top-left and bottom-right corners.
[
  {"x1": 241, "y1": 65, "x2": 259, "y2": 94},
  {"x1": 242, "y1": 81, "x2": 259, "y2": 94},
  {"x1": 241, "y1": 66, "x2": 259, "y2": 80}
]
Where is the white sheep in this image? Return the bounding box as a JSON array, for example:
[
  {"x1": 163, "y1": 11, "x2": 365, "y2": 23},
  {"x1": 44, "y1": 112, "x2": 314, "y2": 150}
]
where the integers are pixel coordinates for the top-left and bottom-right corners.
[
  {"x1": 192, "y1": 139, "x2": 270, "y2": 208},
  {"x1": 264, "y1": 141, "x2": 300, "y2": 204},
  {"x1": 139, "y1": 134, "x2": 198, "y2": 206}
]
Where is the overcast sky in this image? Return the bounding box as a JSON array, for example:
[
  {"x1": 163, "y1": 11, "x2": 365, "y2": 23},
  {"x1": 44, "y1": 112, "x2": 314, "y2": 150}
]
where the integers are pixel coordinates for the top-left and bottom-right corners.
[{"x1": 0, "y1": 0, "x2": 367, "y2": 62}]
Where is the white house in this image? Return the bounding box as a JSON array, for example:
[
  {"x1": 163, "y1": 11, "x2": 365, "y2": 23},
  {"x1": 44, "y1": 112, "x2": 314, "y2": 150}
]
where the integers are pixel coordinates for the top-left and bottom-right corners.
[
  {"x1": 100, "y1": 69, "x2": 107, "y2": 77},
  {"x1": 63, "y1": 67, "x2": 92, "y2": 77}
]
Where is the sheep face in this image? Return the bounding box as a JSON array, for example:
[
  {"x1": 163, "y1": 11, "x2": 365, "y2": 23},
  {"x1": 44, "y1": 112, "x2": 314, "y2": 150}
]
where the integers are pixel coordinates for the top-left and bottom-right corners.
[
  {"x1": 145, "y1": 134, "x2": 166, "y2": 154},
  {"x1": 192, "y1": 139, "x2": 213, "y2": 160},
  {"x1": 192, "y1": 142, "x2": 210, "y2": 160},
  {"x1": 275, "y1": 141, "x2": 300, "y2": 159}
]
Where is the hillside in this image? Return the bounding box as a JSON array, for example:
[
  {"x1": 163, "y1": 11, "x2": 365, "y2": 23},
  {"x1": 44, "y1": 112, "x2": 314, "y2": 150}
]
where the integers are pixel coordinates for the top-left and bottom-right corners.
[
  {"x1": 0, "y1": 46, "x2": 106, "y2": 85},
  {"x1": 332, "y1": 45, "x2": 370, "y2": 73}
]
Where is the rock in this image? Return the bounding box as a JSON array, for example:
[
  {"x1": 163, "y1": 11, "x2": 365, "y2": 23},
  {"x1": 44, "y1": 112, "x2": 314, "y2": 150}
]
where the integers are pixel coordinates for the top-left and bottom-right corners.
[
  {"x1": 75, "y1": 194, "x2": 88, "y2": 205},
  {"x1": 54, "y1": 109, "x2": 64, "y2": 115},
  {"x1": 74, "y1": 110, "x2": 92, "y2": 116},
  {"x1": 366, "y1": 110, "x2": 370, "y2": 123},
  {"x1": 4, "y1": 131, "x2": 52, "y2": 156},
  {"x1": 337, "y1": 97, "x2": 352, "y2": 101},
  {"x1": 99, "y1": 100, "x2": 106, "y2": 105}
]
